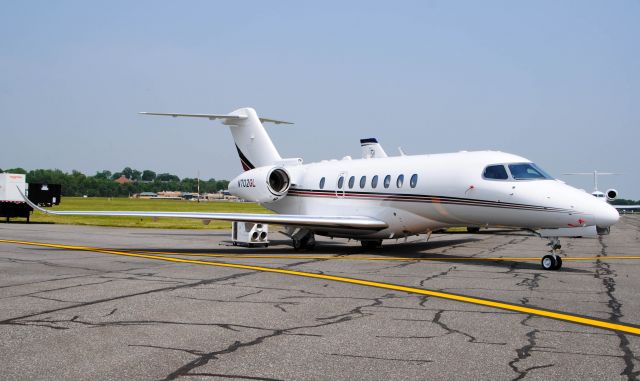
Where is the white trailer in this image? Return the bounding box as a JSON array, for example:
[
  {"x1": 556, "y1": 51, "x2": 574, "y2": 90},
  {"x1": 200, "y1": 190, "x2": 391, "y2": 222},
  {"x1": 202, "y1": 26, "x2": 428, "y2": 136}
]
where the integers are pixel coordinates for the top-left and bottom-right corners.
[
  {"x1": 0, "y1": 173, "x2": 32, "y2": 221},
  {"x1": 0, "y1": 173, "x2": 27, "y2": 201}
]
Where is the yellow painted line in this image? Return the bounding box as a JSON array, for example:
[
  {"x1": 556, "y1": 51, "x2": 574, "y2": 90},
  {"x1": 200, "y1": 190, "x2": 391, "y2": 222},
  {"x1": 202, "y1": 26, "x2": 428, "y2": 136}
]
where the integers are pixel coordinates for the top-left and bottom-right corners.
[
  {"x1": 1, "y1": 238, "x2": 640, "y2": 336},
  {"x1": 129, "y1": 250, "x2": 640, "y2": 262}
]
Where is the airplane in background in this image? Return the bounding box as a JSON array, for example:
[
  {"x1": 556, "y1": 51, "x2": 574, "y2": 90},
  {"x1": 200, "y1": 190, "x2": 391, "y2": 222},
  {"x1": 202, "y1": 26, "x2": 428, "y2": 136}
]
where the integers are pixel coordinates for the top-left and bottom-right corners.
[
  {"x1": 563, "y1": 171, "x2": 640, "y2": 223},
  {"x1": 564, "y1": 170, "x2": 621, "y2": 202},
  {"x1": 22, "y1": 107, "x2": 620, "y2": 271}
]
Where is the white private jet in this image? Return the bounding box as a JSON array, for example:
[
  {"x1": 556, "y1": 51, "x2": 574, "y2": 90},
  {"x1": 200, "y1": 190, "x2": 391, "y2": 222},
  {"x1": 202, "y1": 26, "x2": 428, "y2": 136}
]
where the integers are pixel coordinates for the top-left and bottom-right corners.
[
  {"x1": 563, "y1": 171, "x2": 640, "y2": 221},
  {"x1": 22, "y1": 107, "x2": 620, "y2": 270}
]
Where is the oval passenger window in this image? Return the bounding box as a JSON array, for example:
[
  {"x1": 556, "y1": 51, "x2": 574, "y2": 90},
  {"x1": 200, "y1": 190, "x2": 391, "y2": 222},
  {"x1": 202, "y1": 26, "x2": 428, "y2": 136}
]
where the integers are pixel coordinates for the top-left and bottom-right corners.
[{"x1": 410, "y1": 174, "x2": 418, "y2": 188}]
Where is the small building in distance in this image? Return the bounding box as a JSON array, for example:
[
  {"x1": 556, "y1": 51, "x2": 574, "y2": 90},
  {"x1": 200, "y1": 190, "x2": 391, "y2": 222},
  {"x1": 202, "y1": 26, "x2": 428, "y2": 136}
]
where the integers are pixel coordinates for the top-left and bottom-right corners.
[
  {"x1": 156, "y1": 191, "x2": 182, "y2": 200},
  {"x1": 137, "y1": 192, "x2": 158, "y2": 199},
  {"x1": 202, "y1": 192, "x2": 223, "y2": 201}
]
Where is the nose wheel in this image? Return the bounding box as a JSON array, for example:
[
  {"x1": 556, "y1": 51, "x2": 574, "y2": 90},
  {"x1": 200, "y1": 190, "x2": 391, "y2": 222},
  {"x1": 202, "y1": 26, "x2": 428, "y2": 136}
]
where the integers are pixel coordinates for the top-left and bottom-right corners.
[
  {"x1": 541, "y1": 237, "x2": 563, "y2": 270},
  {"x1": 541, "y1": 254, "x2": 562, "y2": 270}
]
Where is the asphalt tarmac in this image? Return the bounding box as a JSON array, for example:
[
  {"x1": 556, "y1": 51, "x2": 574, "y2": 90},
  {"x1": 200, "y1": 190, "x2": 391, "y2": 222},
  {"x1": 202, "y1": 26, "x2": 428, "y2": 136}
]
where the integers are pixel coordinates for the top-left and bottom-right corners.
[{"x1": 1, "y1": 216, "x2": 639, "y2": 380}]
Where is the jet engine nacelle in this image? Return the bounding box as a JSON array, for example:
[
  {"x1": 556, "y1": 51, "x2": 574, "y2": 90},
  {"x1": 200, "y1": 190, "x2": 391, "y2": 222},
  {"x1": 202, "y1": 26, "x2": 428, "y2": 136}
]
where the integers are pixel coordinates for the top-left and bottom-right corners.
[
  {"x1": 229, "y1": 166, "x2": 291, "y2": 203},
  {"x1": 606, "y1": 189, "x2": 618, "y2": 202}
]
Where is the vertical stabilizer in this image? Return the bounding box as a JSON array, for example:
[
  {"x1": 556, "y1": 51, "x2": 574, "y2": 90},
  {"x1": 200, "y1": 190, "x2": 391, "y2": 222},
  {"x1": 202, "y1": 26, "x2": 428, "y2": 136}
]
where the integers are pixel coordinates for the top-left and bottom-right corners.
[
  {"x1": 227, "y1": 108, "x2": 283, "y2": 170},
  {"x1": 360, "y1": 138, "x2": 388, "y2": 159}
]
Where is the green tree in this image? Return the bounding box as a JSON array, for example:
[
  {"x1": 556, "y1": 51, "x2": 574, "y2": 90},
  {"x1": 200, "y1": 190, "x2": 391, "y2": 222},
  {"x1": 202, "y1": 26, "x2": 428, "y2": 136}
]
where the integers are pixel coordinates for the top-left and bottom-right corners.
[
  {"x1": 94, "y1": 170, "x2": 112, "y2": 180},
  {"x1": 612, "y1": 198, "x2": 640, "y2": 205},
  {"x1": 121, "y1": 167, "x2": 134, "y2": 179},
  {"x1": 4, "y1": 167, "x2": 27, "y2": 174},
  {"x1": 157, "y1": 173, "x2": 180, "y2": 182},
  {"x1": 4, "y1": 167, "x2": 229, "y2": 197},
  {"x1": 141, "y1": 170, "x2": 156, "y2": 181}
]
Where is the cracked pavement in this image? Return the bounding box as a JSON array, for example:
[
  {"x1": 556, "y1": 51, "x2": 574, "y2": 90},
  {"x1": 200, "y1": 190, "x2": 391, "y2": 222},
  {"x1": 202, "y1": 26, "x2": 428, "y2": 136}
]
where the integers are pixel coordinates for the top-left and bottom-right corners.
[{"x1": 1, "y1": 216, "x2": 639, "y2": 380}]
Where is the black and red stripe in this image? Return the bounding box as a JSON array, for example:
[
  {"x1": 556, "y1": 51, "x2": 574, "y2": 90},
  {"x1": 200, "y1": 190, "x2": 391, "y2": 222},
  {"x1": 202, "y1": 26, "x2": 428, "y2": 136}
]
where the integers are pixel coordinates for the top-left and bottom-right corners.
[
  {"x1": 287, "y1": 188, "x2": 577, "y2": 214},
  {"x1": 235, "y1": 145, "x2": 255, "y2": 171}
]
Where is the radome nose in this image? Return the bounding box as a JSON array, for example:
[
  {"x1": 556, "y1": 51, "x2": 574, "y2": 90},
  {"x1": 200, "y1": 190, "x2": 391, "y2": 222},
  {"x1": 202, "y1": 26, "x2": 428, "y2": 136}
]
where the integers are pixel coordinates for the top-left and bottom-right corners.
[{"x1": 596, "y1": 203, "x2": 620, "y2": 227}]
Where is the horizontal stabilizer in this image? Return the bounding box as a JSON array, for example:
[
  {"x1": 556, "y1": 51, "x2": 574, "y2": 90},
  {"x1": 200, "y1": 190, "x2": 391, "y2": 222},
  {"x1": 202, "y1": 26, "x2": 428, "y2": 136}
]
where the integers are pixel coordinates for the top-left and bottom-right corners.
[{"x1": 140, "y1": 112, "x2": 293, "y2": 125}]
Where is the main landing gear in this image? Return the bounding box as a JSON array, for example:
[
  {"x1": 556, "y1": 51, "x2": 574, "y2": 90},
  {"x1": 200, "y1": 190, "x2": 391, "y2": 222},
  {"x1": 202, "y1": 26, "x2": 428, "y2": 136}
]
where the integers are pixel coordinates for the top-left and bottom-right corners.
[
  {"x1": 541, "y1": 237, "x2": 563, "y2": 270},
  {"x1": 282, "y1": 227, "x2": 316, "y2": 250},
  {"x1": 292, "y1": 231, "x2": 316, "y2": 251}
]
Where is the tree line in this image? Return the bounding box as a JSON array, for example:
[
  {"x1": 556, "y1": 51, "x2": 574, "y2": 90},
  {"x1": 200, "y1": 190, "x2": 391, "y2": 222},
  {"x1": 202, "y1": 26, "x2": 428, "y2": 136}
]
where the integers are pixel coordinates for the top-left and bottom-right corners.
[{"x1": 0, "y1": 167, "x2": 229, "y2": 197}]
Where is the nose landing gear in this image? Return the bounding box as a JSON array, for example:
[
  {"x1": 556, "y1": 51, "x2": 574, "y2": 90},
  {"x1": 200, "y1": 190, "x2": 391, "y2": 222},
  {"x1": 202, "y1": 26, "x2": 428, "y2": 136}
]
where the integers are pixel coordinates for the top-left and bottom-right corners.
[{"x1": 541, "y1": 237, "x2": 563, "y2": 270}]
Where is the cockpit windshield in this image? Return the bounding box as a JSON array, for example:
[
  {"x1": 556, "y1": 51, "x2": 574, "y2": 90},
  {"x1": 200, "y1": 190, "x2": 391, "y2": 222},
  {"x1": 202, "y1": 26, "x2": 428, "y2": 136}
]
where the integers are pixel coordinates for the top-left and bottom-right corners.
[{"x1": 508, "y1": 163, "x2": 554, "y2": 180}]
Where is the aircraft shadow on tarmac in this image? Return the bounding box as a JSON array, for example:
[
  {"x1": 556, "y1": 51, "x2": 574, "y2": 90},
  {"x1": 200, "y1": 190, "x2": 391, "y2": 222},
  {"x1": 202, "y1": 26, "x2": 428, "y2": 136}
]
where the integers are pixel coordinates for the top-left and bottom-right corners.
[
  {"x1": 116, "y1": 236, "x2": 590, "y2": 273},
  {"x1": 130, "y1": 231, "x2": 233, "y2": 237}
]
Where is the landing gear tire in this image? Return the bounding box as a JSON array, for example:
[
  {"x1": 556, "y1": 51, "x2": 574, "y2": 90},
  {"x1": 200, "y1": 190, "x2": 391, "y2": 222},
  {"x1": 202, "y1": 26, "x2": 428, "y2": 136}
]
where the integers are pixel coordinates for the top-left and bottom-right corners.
[
  {"x1": 541, "y1": 255, "x2": 556, "y2": 270},
  {"x1": 541, "y1": 255, "x2": 562, "y2": 271},
  {"x1": 553, "y1": 256, "x2": 562, "y2": 270}
]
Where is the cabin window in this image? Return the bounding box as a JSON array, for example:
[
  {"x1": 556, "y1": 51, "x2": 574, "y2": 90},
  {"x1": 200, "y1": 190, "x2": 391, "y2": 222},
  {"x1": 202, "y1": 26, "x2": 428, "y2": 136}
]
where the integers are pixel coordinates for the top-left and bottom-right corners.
[
  {"x1": 483, "y1": 165, "x2": 509, "y2": 180},
  {"x1": 348, "y1": 176, "x2": 355, "y2": 189},
  {"x1": 396, "y1": 174, "x2": 404, "y2": 188},
  {"x1": 508, "y1": 163, "x2": 553, "y2": 180},
  {"x1": 338, "y1": 176, "x2": 344, "y2": 189},
  {"x1": 371, "y1": 175, "x2": 378, "y2": 188},
  {"x1": 410, "y1": 174, "x2": 418, "y2": 188},
  {"x1": 383, "y1": 175, "x2": 391, "y2": 188},
  {"x1": 360, "y1": 176, "x2": 366, "y2": 189},
  {"x1": 319, "y1": 177, "x2": 325, "y2": 189}
]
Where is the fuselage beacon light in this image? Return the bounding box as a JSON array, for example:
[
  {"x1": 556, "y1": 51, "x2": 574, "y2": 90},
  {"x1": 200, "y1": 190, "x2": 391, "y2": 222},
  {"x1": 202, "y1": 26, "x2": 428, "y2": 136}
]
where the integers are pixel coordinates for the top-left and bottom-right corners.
[{"x1": 24, "y1": 107, "x2": 620, "y2": 271}]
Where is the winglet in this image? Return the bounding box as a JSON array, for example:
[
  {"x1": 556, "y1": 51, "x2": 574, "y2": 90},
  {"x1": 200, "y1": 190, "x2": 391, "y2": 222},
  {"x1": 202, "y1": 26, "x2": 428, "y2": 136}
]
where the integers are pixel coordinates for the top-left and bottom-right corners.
[{"x1": 17, "y1": 186, "x2": 52, "y2": 214}]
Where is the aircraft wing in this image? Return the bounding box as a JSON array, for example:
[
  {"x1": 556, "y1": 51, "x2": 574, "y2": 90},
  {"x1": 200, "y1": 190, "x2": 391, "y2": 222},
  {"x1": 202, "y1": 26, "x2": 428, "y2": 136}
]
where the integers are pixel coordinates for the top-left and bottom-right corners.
[
  {"x1": 20, "y1": 191, "x2": 386, "y2": 230},
  {"x1": 613, "y1": 205, "x2": 640, "y2": 210}
]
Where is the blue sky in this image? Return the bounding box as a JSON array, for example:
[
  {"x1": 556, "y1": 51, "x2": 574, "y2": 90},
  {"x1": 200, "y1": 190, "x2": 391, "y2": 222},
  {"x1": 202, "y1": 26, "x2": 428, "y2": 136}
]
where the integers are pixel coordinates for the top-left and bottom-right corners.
[{"x1": 1, "y1": 1, "x2": 638, "y2": 197}]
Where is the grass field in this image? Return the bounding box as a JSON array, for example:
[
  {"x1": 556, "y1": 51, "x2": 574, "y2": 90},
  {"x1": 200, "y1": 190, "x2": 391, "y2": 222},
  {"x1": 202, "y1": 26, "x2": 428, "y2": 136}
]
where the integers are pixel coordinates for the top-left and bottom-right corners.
[{"x1": 28, "y1": 197, "x2": 270, "y2": 229}]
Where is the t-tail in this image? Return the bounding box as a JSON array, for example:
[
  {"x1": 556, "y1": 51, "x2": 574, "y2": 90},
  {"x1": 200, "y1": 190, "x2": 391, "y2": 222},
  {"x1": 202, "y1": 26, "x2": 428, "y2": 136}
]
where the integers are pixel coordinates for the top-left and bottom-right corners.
[
  {"x1": 140, "y1": 107, "x2": 292, "y2": 171},
  {"x1": 360, "y1": 138, "x2": 388, "y2": 159}
]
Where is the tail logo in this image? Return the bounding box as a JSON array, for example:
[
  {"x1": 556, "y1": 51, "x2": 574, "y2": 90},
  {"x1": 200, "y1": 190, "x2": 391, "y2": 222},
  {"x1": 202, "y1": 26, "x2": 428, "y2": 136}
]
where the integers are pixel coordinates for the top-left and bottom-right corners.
[{"x1": 235, "y1": 145, "x2": 256, "y2": 171}]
